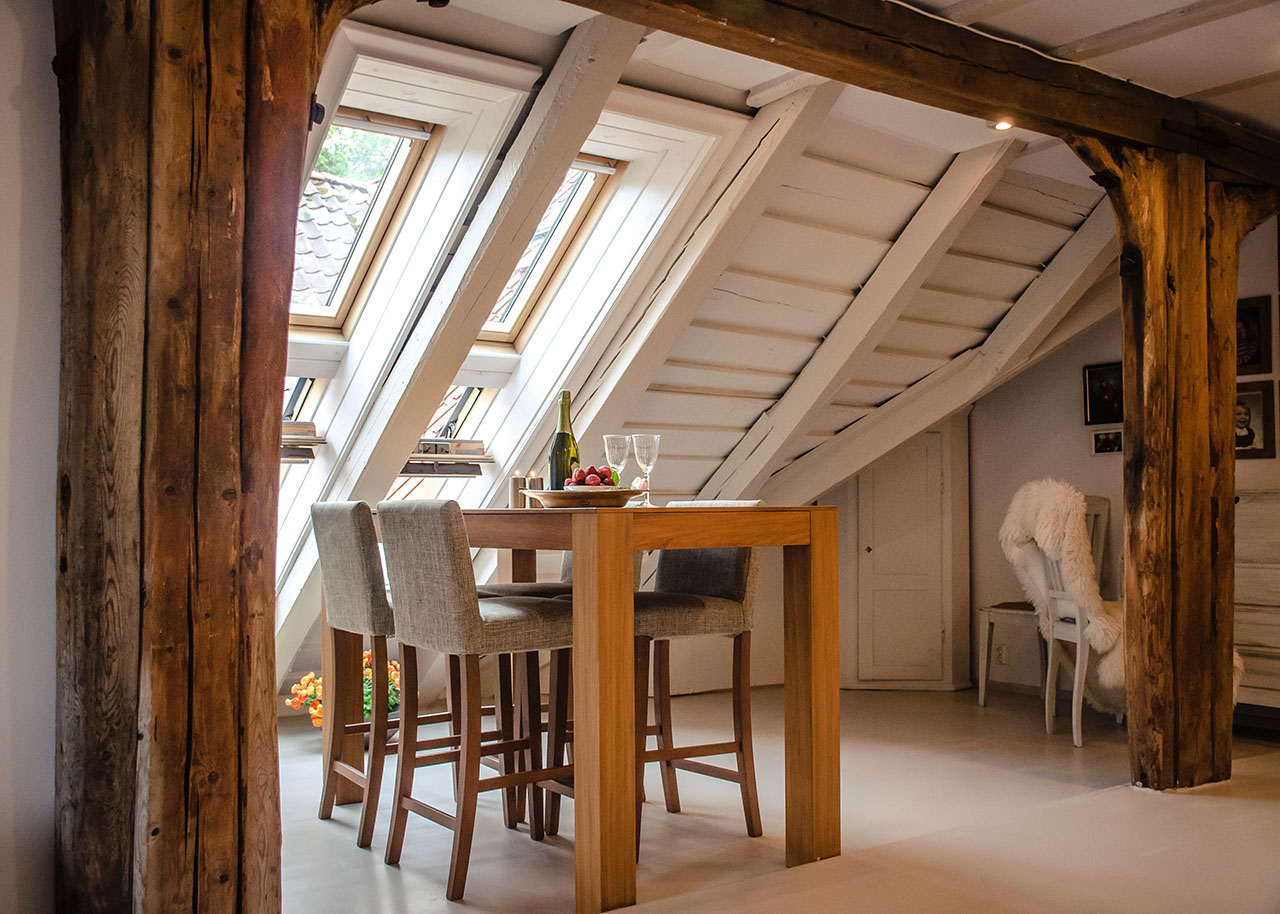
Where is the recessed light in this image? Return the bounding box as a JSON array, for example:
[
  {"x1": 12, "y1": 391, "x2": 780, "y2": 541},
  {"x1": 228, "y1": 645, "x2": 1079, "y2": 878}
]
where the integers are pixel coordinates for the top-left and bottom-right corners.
[{"x1": 993, "y1": 119, "x2": 1014, "y2": 131}]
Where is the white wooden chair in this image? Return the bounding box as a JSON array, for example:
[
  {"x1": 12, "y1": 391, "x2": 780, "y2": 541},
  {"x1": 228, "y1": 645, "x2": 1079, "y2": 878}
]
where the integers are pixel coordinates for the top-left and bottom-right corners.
[{"x1": 1043, "y1": 495, "x2": 1110, "y2": 747}]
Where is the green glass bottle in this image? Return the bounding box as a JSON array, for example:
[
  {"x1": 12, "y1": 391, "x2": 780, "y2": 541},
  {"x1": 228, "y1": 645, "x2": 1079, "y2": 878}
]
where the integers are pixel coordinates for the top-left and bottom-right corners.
[{"x1": 548, "y1": 389, "x2": 579, "y2": 490}]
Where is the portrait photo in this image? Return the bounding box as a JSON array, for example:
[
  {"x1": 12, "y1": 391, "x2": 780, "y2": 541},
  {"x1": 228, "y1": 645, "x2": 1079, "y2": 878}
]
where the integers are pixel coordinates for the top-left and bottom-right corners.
[
  {"x1": 1082, "y1": 362, "x2": 1123, "y2": 426},
  {"x1": 1236, "y1": 296, "x2": 1273, "y2": 376},
  {"x1": 1092, "y1": 430, "x2": 1122, "y2": 454},
  {"x1": 1236, "y1": 380, "x2": 1276, "y2": 460}
]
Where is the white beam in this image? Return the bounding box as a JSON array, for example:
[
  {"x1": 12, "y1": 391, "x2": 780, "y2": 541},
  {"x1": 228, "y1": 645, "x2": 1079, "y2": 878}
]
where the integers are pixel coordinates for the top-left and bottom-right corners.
[
  {"x1": 332, "y1": 15, "x2": 644, "y2": 507},
  {"x1": 700, "y1": 137, "x2": 1023, "y2": 501},
  {"x1": 745, "y1": 70, "x2": 827, "y2": 107},
  {"x1": 562, "y1": 82, "x2": 843, "y2": 466},
  {"x1": 1051, "y1": 0, "x2": 1276, "y2": 61},
  {"x1": 942, "y1": 0, "x2": 1034, "y2": 26},
  {"x1": 762, "y1": 200, "x2": 1117, "y2": 505},
  {"x1": 273, "y1": 16, "x2": 643, "y2": 680}
]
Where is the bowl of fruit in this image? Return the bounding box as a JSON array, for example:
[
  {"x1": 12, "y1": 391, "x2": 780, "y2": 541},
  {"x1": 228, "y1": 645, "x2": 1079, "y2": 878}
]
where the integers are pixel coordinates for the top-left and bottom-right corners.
[{"x1": 523, "y1": 464, "x2": 642, "y2": 507}]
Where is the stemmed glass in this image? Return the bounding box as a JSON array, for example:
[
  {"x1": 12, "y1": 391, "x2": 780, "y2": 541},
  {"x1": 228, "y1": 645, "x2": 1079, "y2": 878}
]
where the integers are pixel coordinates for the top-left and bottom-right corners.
[
  {"x1": 602, "y1": 434, "x2": 630, "y2": 488},
  {"x1": 630, "y1": 434, "x2": 661, "y2": 507}
]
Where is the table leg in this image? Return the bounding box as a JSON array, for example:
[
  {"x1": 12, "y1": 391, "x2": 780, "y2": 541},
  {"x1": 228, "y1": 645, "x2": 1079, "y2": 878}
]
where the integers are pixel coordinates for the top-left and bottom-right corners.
[
  {"x1": 319, "y1": 596, "x2": 364, "y2": 806},
  {"x1": 782, "y1": 510, "x2": 841, "y2": 867},
  {"x1": 572, "y1": 512, "x2": 637, "y2": 912}
]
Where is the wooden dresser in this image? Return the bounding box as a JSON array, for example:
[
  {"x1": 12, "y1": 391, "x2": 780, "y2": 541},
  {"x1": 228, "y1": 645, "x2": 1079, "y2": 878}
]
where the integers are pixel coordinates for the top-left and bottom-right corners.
[{"x1": 1236, "y1": 490, "x2": 1280, "y2": 710}]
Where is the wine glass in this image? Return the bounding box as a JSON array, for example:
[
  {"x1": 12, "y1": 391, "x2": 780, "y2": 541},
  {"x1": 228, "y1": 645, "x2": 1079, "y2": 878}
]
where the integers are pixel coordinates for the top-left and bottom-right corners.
[
  {"x1": 602, "y1": 434, "x2": 630, "y2": 487},
  {"x1": 630, "y1": 434, "x2": 661, "y2": 507}
]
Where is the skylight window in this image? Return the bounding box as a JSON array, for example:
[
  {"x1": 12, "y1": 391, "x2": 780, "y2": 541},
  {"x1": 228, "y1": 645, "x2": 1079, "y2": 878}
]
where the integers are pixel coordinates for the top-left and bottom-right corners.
[
  {"x1": 480, "y1": 155, "x2": 615, "y2": 343},
  {"x1": 289, "y1": 109, "x2": 432, "y2": 329}
]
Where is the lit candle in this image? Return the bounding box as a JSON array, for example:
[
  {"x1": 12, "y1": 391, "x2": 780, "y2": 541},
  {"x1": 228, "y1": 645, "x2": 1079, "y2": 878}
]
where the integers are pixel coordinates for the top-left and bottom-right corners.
[
  {"x1": 509, "y1": 471, "x2": 526, "y2": 510},
  {"x1": 525, "y1": 469, "x2": 544, "y2": 507}
]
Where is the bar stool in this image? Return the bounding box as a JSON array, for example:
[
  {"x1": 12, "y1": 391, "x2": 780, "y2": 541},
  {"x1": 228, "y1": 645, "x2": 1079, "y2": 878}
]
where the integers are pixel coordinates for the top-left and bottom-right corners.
[
  {"x1": 377, "y1": 499, "x2": 577, "y2": 900},
  {"x1": 632, "y1": 499, "x2": 763, "y2": 844},
  {"x1": 310, "y1": 501, "x2": 401, "y2": 849}
]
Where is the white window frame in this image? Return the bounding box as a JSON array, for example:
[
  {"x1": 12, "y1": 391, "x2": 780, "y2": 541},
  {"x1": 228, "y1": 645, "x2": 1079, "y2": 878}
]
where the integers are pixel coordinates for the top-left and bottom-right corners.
[
  {"x1": 433, "y1": 86, "x2": 749, "y2": 522},
  {"x1": 275, "y1": 23, "x2": 539, "y2": 658},
  {"x1": 289, "y1": 115, "x2": 433, "y2": 331},
  {"x1": 478, "y1": 154, "x2": 618, "y2": 344}
]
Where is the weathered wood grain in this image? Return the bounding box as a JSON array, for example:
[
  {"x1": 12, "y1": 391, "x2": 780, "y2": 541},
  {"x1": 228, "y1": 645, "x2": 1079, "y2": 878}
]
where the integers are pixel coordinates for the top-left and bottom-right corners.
[
  {"x1": 564, "y1": 0, "x2": 1280, "y2": 186},
  {"x1": 1071, "y1": 137, "x2": 1278, "y2": 788},
  {"x1": 1206, "y1": 183, "x2": 1280, "y2": 779},
  {"x1": 54, "y1": 1, "x2": 369, "y2": 911}
]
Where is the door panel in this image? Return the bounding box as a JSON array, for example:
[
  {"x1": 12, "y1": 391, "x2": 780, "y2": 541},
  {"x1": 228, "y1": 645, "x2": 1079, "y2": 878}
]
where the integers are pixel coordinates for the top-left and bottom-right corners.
[{"x1": 857, "y1": 432, "x2": 944, "y2": 681}]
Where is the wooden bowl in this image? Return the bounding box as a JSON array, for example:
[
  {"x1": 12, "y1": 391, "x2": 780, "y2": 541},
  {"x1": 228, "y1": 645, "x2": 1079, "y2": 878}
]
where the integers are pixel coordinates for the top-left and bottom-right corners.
[{"x1": 522, "y1": 487, "x2": 642, "y2": 508}]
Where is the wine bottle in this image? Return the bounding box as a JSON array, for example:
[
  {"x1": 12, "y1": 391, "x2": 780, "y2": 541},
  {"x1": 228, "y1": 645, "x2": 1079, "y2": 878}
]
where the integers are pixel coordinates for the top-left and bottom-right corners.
[{"x1": 548, "y1": 389, "x2": 579, "y2": 490}]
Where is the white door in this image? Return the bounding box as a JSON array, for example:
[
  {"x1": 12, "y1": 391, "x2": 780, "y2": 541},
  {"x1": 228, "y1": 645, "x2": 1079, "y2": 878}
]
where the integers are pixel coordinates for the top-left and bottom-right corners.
[{"x1": 857, "y1": 431, "x2": 945, "y2": 682}]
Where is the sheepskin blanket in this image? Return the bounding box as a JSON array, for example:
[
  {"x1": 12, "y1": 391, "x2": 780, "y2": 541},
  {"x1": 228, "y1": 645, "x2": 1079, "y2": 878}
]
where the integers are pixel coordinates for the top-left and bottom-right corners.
[
  {"x1": 999, "y1": 480, "x2": 1126, "y2": 712},
  {"x1": 999, "y1": 479, "x2": 1243, "y2": 714}
]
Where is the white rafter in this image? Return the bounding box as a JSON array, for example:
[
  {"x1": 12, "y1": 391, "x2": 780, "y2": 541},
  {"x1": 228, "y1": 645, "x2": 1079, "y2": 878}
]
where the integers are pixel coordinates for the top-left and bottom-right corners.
[
  {"x1": 274, "y1": 15, "x2": 644, "y2": 682},
  {"x1": 1051, "y1": 0, "x2": 1276, "y2": 61},
  {"x1": 762, "y1": 200, "x2": 1118, "y2": 506},
  {"x1": 942, "y1": 0, "x2": 1034, "y2": 26},
  {"x1": 698, "y1": 137, "x2": 1024, "y2": 502},
  {"x1": 556, "y1": 82, "x2": 844, "y2": 468}
]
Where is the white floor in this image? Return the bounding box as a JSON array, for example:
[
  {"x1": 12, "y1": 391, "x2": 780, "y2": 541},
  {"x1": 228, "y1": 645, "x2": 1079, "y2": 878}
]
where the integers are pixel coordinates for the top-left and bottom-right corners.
[{"x1": 281, "y1": 688, "x2": 1280, "y2": 913}]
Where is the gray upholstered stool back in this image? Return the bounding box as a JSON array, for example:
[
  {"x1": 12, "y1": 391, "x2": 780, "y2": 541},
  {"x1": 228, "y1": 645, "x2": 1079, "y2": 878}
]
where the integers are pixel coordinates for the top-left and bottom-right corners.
[
  {"x1": 311, "y1": 501, "x2": 396, "y2": 637},
  {"x1": 656, "y1": 499, "x2": 760, "y2": 627},
  {"x1": 376, "y1": 499, "x2": 484, "y2": 655},
  {"x1": 560, "y1": 550, "x2": 643, "y2": 587}
]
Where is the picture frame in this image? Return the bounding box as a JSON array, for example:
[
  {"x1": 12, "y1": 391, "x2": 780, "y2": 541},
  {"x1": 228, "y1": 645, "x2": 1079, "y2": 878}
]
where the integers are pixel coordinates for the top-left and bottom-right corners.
[
  {"x1": 1236, "y1": 296, "x2": 1273, "y2": 376},
  {"x1": 1236, "y1": 380, "x2": 1276, "y2": 460},
  {"x1": 1092, "y1": 429, "x2": 1122, "y2": 455},
  {"x1": 1082, "y1": 361, "x2": 1123, "y2": 426}
]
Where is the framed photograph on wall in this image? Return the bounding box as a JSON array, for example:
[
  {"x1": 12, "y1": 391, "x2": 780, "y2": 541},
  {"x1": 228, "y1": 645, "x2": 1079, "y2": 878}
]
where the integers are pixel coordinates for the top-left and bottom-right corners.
[
  {"x1": 1236, "y1": 380, "x2": 1276, "y2": 460},
  {"x1": 1082, "y1": 361, "x2": 1123, "y2": 425},
  {"x1": 1092, "y1": 429, "x2": 1122, "y2": 454},
  {"x1": 1236, "y1": 296, "x2": 1273, "y2": 376}
]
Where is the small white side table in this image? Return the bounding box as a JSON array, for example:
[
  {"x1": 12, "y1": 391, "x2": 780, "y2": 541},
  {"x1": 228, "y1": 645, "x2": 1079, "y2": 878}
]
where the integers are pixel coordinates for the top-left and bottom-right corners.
[{"x1": 977, "y1": 601, "x2": 1046, "y2": 706}]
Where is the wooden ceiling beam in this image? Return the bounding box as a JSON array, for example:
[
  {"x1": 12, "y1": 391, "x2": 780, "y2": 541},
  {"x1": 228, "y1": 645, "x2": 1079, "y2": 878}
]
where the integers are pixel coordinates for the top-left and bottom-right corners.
[{"x1": 564, "y1": 0, "x2": 1280, "y2": 187}]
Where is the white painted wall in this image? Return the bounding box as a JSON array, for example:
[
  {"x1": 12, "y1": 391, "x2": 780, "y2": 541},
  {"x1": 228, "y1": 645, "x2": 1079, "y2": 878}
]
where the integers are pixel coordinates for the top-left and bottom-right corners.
[
  {"x1": 0, "y1": 1, "x2": 60, "y2": 911},
  {"x1": 971, "y1": 217, "x2": 1280, "y2": 690}
]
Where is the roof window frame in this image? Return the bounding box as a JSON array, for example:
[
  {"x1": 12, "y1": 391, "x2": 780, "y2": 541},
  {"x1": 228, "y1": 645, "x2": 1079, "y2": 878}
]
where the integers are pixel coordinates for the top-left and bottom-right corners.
[
  {"x1": 288, "y1": 109, "x2": 437, "y2": 332},
  {"x1": 477, "y1": 153, "x2": 621, "y2": 346}
]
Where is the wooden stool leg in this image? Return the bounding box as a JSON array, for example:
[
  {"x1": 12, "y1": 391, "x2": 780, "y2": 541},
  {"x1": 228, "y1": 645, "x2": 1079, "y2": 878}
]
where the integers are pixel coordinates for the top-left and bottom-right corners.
[
  {"x1": 634, "y1": 636, "x2": 651, "y2": 858},
  {"x1": 385, "y1": 645, "x2": 419, "y2": 865},
  {"x1": 652, "y1": 639, "x2": 681, "y2": 813},
  {"x1": 357, "y1": 635, "x2": 390, "y2": 848},
  {"x1": 545, "y1": 647, "x2": 571, "y2": 836},
  {"x1": 521, "y1": 651, "x2": 546, "y2": 841},
  {"x1": 447, "y1": 653, "x2": 462, "y2": 800},
  {"x1": 446, "y1": 654, "x2": 482, "y2": 901},
  {"x1": 498, "y1": 653, "x2": 518, "y2": 829},
  {"x1": 977, "y1": 610, "x2": 993, "y2": 706},
  {"x1": 318, "y1": 622, "x2": 344, "y2": 820},
  {"x1": 732, "y1": 632, "x2": 762, "y2": 837}
]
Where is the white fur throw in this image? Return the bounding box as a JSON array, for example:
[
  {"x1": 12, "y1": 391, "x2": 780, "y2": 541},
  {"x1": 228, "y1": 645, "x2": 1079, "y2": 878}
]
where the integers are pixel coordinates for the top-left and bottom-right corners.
[
  {"x1": 999, "y1": 479, "x2": 1243, "y2": 714},
  {"x1": 999, "y1": 479, "x2": 1126, "y2": 712}
]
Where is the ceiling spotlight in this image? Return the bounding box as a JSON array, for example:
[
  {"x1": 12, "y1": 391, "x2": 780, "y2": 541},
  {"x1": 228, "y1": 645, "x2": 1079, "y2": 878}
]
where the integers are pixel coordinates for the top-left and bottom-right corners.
[{"x1": 992, "y1": 119, "x2": 1014, "y2": 131}]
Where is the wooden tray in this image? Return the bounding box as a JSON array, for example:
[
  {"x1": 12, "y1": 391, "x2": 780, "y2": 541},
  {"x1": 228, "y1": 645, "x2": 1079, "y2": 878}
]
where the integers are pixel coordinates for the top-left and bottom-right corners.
[{"x1": 522, "y1": 487, "x2": 642, "y2": 508}]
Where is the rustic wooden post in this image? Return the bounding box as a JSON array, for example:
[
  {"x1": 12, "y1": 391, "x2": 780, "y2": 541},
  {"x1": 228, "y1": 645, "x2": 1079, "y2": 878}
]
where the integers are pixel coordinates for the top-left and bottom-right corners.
[
  {"x1": 53, "y1": 2, "x2": 367, "y2": 912},
  {"x1": 1070, "y1": 138, "x2": 1277, "y2": 789}
]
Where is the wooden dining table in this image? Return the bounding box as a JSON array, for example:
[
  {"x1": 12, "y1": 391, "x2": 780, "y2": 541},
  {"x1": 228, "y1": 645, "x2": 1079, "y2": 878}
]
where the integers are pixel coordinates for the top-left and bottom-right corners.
[{"x1": 323, "y1": 504, "x2": 840, "y2": 912}]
